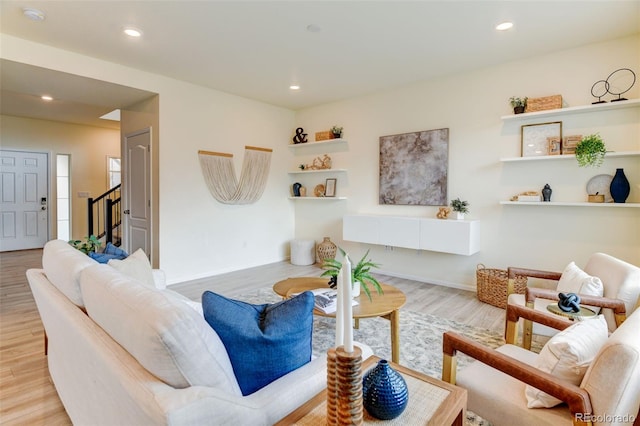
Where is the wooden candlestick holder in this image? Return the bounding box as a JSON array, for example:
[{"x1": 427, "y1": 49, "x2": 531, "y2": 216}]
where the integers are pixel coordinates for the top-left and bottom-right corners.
[{"x1": 326, "y1": 345, "x2": 363, "y2": 425}]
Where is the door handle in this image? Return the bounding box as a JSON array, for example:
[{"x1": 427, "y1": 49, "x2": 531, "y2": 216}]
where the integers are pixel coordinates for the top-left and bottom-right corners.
[{"x1": 124, "y1": 209, "x2": 130, "y2": 214}]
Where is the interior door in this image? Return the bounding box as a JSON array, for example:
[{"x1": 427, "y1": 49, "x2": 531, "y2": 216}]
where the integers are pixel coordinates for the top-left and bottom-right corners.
[
  {"x1": 0, "y1": 150, "x2": 49, "y2": 251},
  {"x1": 123, "y1": 129, "x2": 152, "y2": 260}
]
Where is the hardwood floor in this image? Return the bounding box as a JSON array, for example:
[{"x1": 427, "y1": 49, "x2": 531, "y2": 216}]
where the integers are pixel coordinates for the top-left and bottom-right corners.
[
  {"x1": 0, "y1": 249, "x2": 504, "y2": 424},
  {"x1": 0, "y1": 249, "x2": 70, "y2": 425}
]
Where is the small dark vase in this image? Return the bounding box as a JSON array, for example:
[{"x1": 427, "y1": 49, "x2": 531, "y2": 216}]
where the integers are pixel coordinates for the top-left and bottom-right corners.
[
  {"x1": 332, "y1": 132, "x2": 342, "y2": 139},
  {"x1": 610, "y1": 168, "x2": 630, "y2": 203},
  {"x1": 514, "y1": 106, "x2": 525, "y2": 114},
  {"x1": 542, "y1": 184, "x2": 552, "y2": 202},
  {"x1": 292, "y1": 182, "x2": 302, "y2": 197},
  {"x1": 362, "y1": 359, "x2": 408, "y2": 420}
]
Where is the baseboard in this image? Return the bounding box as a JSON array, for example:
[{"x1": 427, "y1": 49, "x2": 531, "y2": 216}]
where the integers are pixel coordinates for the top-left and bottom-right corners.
[{"x1": 373, "y1": 268, "x2": 476, "y2": 293}]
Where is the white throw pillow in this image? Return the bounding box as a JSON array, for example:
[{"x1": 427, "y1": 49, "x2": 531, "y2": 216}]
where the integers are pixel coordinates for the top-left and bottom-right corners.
[
  {"x1": 556, "y1": 261, "x2": 603, "y2": 297},
  {"x1": 108, "y1": 248, "x2": 155, "y2": 288},
  {"x1": 525, "y1": 315, "x2": 608, "y2": 408}
]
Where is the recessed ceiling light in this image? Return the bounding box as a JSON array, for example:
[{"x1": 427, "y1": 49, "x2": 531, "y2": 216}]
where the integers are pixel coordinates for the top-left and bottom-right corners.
[
  {"x1": 496, "y1": 22, "x2": 514, "y2": 31},
  {"x1": 123, "y1": 27, "x2": 143, "y2": 37},
  {"x1": 23, "y1": 7, "x2": 45, "y2": 21},
  {"x1": 41, "y1": 95, "x2": 53, "y2": 101},
  {"x1": 289, "y1": 85, "x2": 300, "y2": 90}
]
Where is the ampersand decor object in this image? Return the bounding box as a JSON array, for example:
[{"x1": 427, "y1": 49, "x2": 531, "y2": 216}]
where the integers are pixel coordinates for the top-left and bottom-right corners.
[
  {"x1": 292, "y1": 127, "x2": 308, "y2": 144},
  {"x1": 558, "y1": 292, "x2": 581, "y2": 313}
]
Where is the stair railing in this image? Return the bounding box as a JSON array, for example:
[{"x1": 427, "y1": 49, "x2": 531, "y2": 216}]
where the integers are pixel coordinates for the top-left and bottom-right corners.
[{"x1": 88, "y1": 184, "x2": 122, "y2": 245}]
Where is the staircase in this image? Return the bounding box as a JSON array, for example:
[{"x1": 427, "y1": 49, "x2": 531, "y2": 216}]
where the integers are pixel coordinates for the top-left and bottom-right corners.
[{"x1": 88, "y1": 184, "x2": 121, "y2": 246}]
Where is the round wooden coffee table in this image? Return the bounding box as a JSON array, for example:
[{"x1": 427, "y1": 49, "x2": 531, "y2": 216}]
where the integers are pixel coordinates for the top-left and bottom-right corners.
[{"x1": 273, "y1": 277, "x2": 406, "y2": 363}]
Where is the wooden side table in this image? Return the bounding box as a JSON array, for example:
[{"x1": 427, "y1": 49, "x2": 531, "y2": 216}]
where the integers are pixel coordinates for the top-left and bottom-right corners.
[
  {"x1": 273, "y1": 277, "x2": 406, "y2": 363},
  {"x1": 276, "y1": 356, "x2": 467, "y2": 426}
]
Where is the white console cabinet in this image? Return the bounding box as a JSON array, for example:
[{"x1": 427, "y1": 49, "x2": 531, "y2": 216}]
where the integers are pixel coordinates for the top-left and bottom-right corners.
[{"x1": 343, "y1": 215, "x2": 480, "y2": 256}]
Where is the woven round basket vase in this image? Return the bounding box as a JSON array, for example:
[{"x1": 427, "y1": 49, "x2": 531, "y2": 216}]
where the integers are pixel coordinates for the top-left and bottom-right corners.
[{"x1": 316, "y1": 237, "x2": 337, "y2": 264}]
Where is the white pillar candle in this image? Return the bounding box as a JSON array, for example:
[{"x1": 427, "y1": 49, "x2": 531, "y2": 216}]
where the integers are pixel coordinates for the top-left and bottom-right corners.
[
  {"x1": 343, "y1": 255, "x2": 354, "y2": 352},
  {"x1": 335, "y1": 269, "x2": 344, "y2": 347}
]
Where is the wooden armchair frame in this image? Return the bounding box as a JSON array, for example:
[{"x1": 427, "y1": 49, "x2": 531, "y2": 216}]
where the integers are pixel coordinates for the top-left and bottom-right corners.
[
  {"x1": 444, "y1": 303, "x2": 593, "y2": 425},
  {"x1": 507, "y1": 267, "x2": 628, "y2": 350}
]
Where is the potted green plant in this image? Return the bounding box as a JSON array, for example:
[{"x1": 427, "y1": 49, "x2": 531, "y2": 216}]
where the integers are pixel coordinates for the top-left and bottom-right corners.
[
  {"x1": 331, "y1": 126, "x2": 343, "y2": 139},
  {"x1": 321, "y1": 247, "x2": 383, "y2": 300},
  {"x1": 450, "y1": 198, "x2": 469, "y2": 220},
  {"x1": 509, "y1": 96, "x2": 528, "y2": 114},
  {"x1": 575, "y1": 133, "x2": 606, "y2": 167},
  {"x1": 69, "y1": 235, "x2": 101, "y2": 254}
]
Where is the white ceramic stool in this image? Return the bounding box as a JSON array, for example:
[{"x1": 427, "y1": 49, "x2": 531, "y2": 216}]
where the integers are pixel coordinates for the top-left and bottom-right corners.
[{"x1": 290, "y1": 239, "x2": 315, "y2": 265}]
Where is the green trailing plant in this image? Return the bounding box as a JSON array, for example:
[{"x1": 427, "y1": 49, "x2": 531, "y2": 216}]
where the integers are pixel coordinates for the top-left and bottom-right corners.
[
  {"x1": 509, "y1": 96, "x2": 528, "y2": 108},
  {"x1": 69, "y1": 235, "x2": 101, "y2": 254},
  {"x1": 575, "y1": 133, "x2": 606, "y2": 167},
  {"x1": 321, "y1": 247, "x2": 383, "y2": 301},
  {"x1": 450, "y1": 198, "x2": 469, "y2": 214}
]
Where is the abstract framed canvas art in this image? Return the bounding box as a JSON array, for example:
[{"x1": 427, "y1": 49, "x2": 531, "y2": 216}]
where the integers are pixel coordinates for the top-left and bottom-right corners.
[{"x1": 379, "y1": 128, "x2": 449, "y2": 205}]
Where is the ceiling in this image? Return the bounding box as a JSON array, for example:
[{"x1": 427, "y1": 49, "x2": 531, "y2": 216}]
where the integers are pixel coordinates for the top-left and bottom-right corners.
[{"x1": 1, "y1": 1, "x2": 639, "y2": 128}]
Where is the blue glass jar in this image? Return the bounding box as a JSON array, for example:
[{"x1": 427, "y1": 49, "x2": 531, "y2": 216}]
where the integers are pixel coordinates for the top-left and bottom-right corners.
[{"x1": 362, "y1": 359, "x2": 408, "y2": 420}]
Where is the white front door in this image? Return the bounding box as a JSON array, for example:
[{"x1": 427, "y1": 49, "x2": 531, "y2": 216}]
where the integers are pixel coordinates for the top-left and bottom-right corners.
[
  {"x1": 0, "y1": 150, "x2": 49, "y2": 251},
  {"x1": 123, "y1": 129, "x2": 152, "y2": 260}
]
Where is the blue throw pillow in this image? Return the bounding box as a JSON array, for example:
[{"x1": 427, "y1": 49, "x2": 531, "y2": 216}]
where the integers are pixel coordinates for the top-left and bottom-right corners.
[
  {"x1": 103, "y1": 242, "x2": 128, "y2": 258},
  {"x1": 88, "y1": 251, "x2": 124, "y2": 263},
  {"x1": 202, "y1": 290, "x2": 314, "y2": 396}
]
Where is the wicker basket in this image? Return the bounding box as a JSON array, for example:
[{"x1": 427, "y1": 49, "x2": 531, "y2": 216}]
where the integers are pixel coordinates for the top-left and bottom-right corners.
[
  {"x1": 525, "y1": 95, "x2": 562, "y2": 113},
  {"x1": 476, "y1": 264, "x2": 527, "y2": 309}
]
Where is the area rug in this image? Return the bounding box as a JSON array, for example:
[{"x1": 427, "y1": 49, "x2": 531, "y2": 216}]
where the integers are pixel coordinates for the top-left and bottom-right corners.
[{"x1": 234, "y1": 287, "x2": 505, "y2": 425}]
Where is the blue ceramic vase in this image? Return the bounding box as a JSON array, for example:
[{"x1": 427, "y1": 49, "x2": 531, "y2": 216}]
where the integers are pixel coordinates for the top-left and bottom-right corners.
[
  {"x1": 362, "y1": 359, "x2": 408, "y2": 420},
  {"x1": 609, "y1": 168, "x2": 630, "y2": 203}
]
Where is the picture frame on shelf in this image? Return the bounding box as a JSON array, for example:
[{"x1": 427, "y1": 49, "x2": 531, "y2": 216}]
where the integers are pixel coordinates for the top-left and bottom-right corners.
[
  {"x1": 521, "y1": 121, "x2": 562, "y2": 157},
  {"x1": 325, "y1": 178, "x2": 337, "y2": 197},
  {"x1": 548, "y1": 136, "x2": 561, "y2": 155},
  {"x1": 562, "y1": 135, "x2": 582, "y2": 155}
]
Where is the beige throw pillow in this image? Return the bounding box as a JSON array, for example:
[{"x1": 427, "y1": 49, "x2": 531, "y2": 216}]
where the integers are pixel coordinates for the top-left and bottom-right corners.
[
  {"x1": 525, "y1": 315, "x2": 608, "y2": 408},
  {"x1": 108, "y1": 248, "x2": 155, "y2": 288}
]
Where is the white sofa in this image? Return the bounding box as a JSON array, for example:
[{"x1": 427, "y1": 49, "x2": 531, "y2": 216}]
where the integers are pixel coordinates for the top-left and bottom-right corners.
[{"x1": 27, "y1": 240, "x2": 332, "y2": 425}]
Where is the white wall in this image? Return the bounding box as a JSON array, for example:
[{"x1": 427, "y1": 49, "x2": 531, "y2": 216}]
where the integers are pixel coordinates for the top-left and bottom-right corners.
[
  {"x1": 0, "y1": 115, "x2": 120, "y2": 240},
  {"x1": 2, "y1": 33, "x2": 638, "y2": 290},
  {"x1": 294, "y1": 35, "x2": 640, "y2": 290},
  {"x1": 1, "y1": 34, "x2": 297, "y2": 284}
]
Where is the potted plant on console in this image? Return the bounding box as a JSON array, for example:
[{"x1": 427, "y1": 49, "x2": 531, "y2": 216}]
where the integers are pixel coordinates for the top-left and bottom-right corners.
[
  {"x1": 321, "y1": 247, "x2": 383, "y2": 300},
  {"x1": 331, "y1": 126, "x2": 343, "y2": 139},
  {"x1": 509, "y1": 96, "x2": 528, "y2": 114},
  {"x1": 450, "y1": 198, "x2": 469, "y2": 220}
]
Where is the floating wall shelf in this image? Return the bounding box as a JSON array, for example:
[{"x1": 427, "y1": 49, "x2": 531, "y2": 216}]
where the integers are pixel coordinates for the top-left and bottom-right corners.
[
  {"x1": 288, "y1": 138, "x2": 347, "y2": 149},
  {"x1": 500, "y1": 151, "x2": 640, "y2": 163},
  {"x1": 288, "y1": 169, "x2": 347, "y2": 175},
  {"x1": 501, "y1": 98, "x2": 640, "y2": 121},
  {"x1": 500, "y1": 201, "x2": 640, "y2": 208},
  {"x1": 288, "y1": 197, "x2": 347, "y2": 200}
]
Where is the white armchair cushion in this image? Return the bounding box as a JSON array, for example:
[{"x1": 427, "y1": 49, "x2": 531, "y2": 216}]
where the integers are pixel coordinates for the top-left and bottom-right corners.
[
  {"x1": 525, "y1": 315, "x2": 608, "y2": 408},
  {"x1": 556, "y1": 261, "x2": 604, "y2": 298},
  {"x1": 80, "y1": 264, "x2": 241, "y2": 394}
]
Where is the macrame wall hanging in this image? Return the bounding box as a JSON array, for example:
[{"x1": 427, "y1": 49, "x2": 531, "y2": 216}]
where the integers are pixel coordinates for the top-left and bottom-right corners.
[{"x1": 198, "y1": 146, "x2": 272, "y2": 205}]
